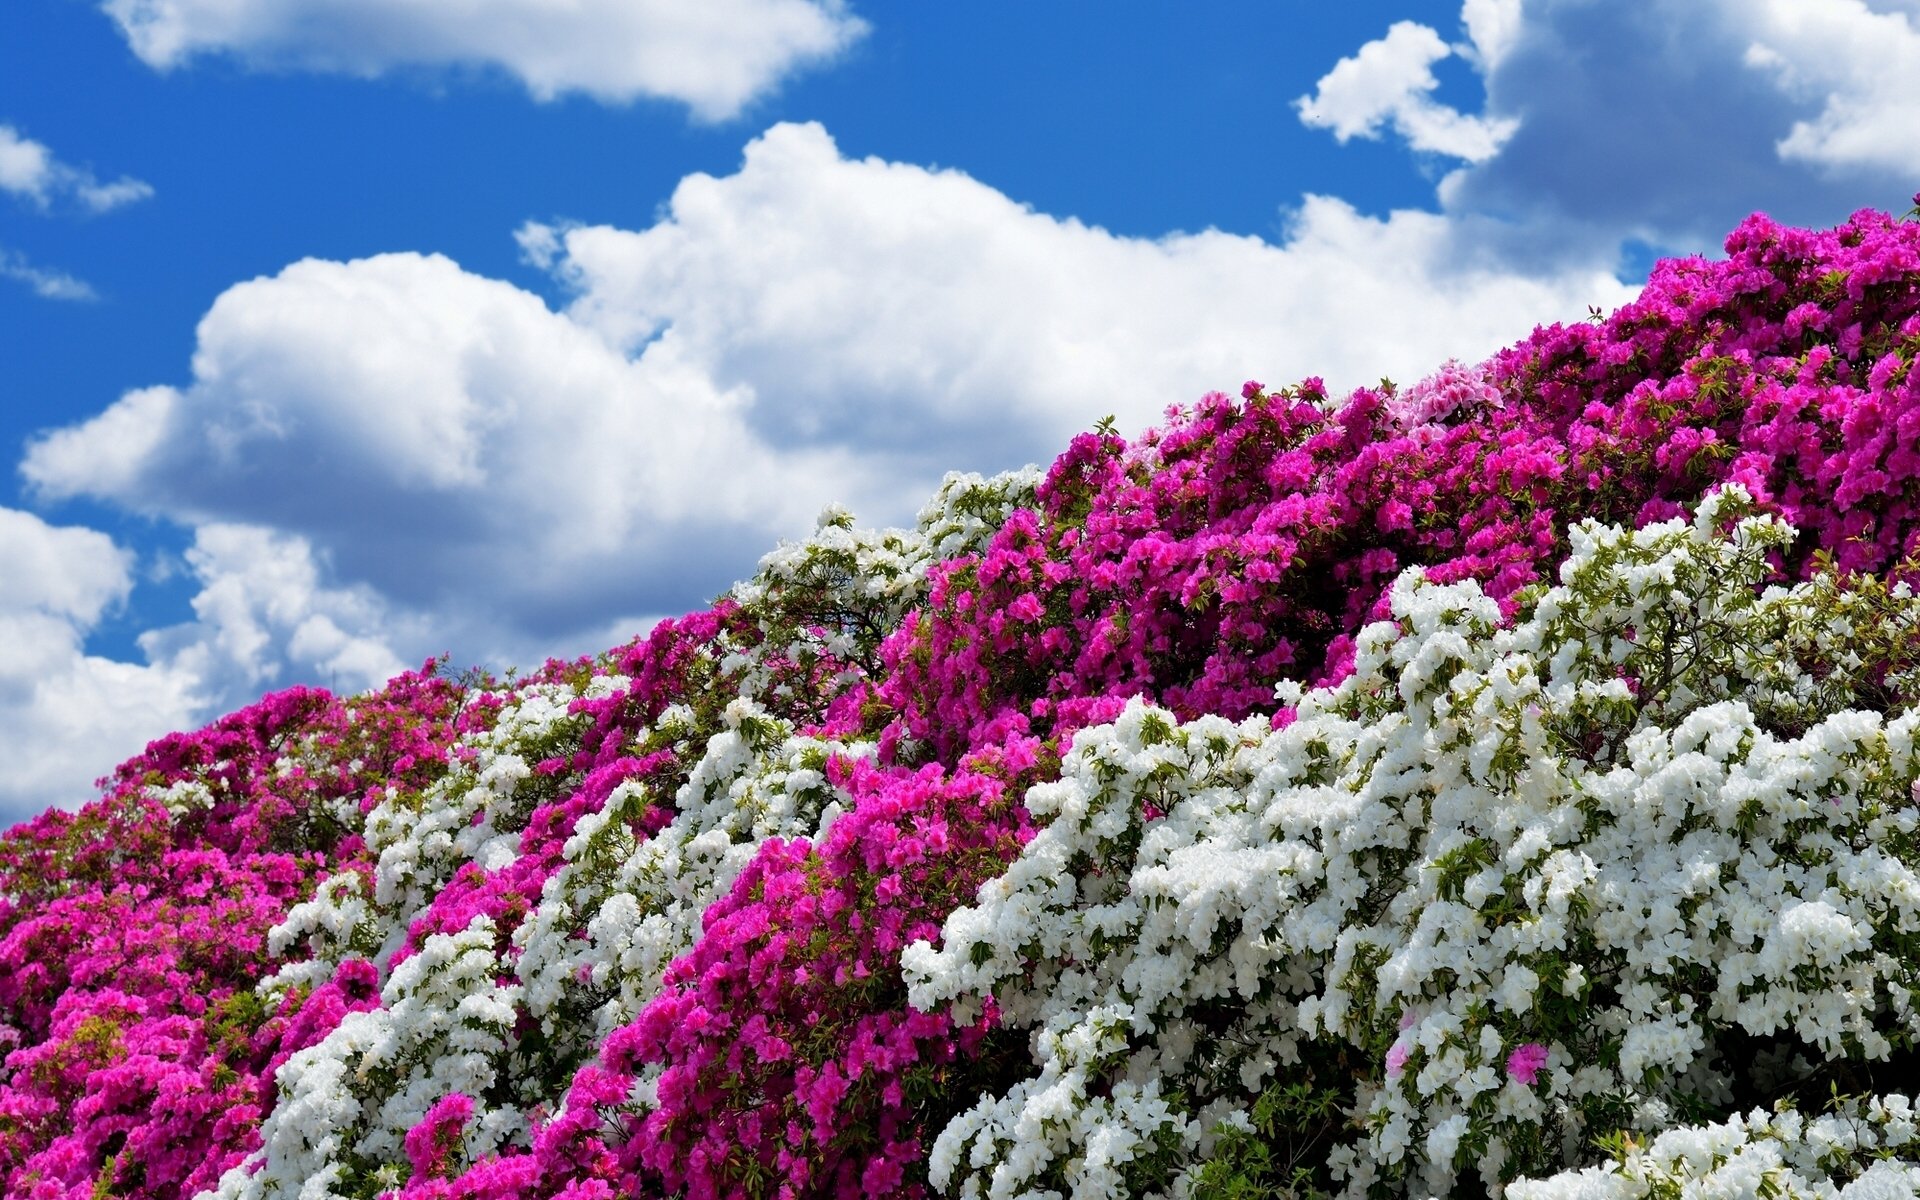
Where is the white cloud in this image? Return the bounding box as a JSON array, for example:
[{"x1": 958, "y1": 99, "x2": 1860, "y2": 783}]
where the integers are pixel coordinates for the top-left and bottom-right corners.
[
  {"x1": 0, "y1": 123, "x2": 153, "y2": 213},
  {"x1": 1305, "y1": 1, "x2": 1920, "y2": 261},
  {"x1": 97, "y1": 0, "x2": 866, "y2": 119},
  {"x1": 1294, "y1": 19, "x2": 1517, "y2": 163},
  {"x1": 142, "y1": 524, "x2": 412, "y2": 696},
  {"x1": 22, "y1": 238, "x2": 872, "y2": 654},
  {"x1": 0, "y1": 508, "x2": 414, "y2": 825},
  {"x1": 1460, "y1": 0, "x2": 1524, "y2": 70},
  {"x1": 26, "y1": 120, "x2": 1630, "y2": 556},
  {"x1": 529, "y1": 123, "x2": 1629, "y2": 458},
  {"x1": 0, "y1": 247, "x2": 98, "y2": 301},
  {"x1": 0, "y1": 508, "x2": 133, "y2": 626},
  {"x1": 1742, "y1": 0, "x2": 1920, "y2": 176},
  {"x1": 16, "y1": 123, "x2": 1634, "y2": 823},
  {"x1": 0, "y1": 508, "x2": 190, "y2": 822},
  {"x1": 0, "y1": 127, "x2": 50, "y2": 198}
]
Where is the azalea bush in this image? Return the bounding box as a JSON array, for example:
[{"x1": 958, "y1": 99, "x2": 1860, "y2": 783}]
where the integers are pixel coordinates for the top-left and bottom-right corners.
[
  {"x1": 4, "y1": 204, "x2": 1920, "y2": 1200},
  {"x1": 905, "y1": 489, "x2": 1920, "y2": 1199}
]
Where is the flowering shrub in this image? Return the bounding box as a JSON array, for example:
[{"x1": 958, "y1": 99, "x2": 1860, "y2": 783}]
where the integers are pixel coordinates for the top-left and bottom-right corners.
[
  {"x1": 611, "y1": 747, "x2": 1041, "y2": 1200},
  {"x1": 879, "y1": 208, "x2": 1920, "y2": 762},
  {"x1": 904, "y1": 490, "x2": 1920, "y2": 1198},
  {"x1": 7, "y1": 206, "x2": 1920, "y2": 1200},
  {"x1": 0, "y1": 672, "x2": 474, "y2": 1200},
  {"x1": 1506, "y1": 1095, "x2": 1920, "y2": 1199},
  {"x1": 207, "y1": 469, "x2": 1044, "y2": 1200}
]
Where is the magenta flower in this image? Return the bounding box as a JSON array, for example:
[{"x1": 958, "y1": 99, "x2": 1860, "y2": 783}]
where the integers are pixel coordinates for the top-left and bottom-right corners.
[
  {"x1": 1506, "y1": 1042, "x2": 1550, "y2": 1086},
  {"x1": 404, "y1": 1093, "x2": 475, "y2": 1182},
  {"x1": 13, "y1": 202, "x2": 1920, "y2": 1200}
]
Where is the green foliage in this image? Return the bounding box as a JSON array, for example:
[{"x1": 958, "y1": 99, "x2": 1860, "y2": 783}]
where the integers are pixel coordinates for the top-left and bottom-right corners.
[{"x1": 1191, "y1": 1059, "x2": 1351, "y2": 1200}]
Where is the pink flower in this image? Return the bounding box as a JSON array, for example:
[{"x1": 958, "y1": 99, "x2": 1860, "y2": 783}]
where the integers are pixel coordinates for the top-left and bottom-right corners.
[
  {"x1": 404, "y1": 1093, "x2": 475, "y2": 1181},
  {"x1": 1385, "y1": 1041, "x2": 1411, "y2": 1079},
  {"x1": 1506, "y1": 1042, "x2": 1550, "y2": 1086}
]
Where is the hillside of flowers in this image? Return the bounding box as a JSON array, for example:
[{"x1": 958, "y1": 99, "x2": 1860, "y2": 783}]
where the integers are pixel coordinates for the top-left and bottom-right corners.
[{"x1": 7, "y1": 203, "x2": 1920, "y2": 1200}]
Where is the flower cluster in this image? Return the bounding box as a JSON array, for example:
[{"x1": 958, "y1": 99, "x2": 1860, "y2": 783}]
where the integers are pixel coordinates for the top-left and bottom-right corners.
[
  {"x1": 0, "y1": 672, "x2": 474, "y2": 1200},
  {"x1": 881, "y1": 208, "x2": 1920, "y2": 762},
  {"x1": 7, "y1": 206, "x2": 1920, "y2": 1200},
  {"x1": 905, "y1": 489, "x2": 1920, "y2": 1198},
  {"x1": 1510, "y1": 1095, "x2": 1920, "y2": 1200},
  {"x1": 204, "y1": 469, "x2": 1045, "y2": 1200}
]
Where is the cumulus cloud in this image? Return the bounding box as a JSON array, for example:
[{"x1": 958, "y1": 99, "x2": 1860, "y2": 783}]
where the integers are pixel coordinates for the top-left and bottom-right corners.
[
  {"x1": 1294, "y1": 19, "x2": 1517, "y2": 163},
  {"x1": 16, "y1": 122, "x2": 1634, "y2": 822},
  {"x1": 526, "y1": 123, "x2": 1630, "y2": 458},
  {"x1": 0, "y1": 123, "x2": 153, "y2": 213},
  {"x1": 21, "y1": 244, "x2": 865, "y2": 647},
  {"x1": 1304, "y1": 1, "x2": 1920, "y2": 262},
  {"x1": 1460, "y1": 0, "x2": 1524, "y2": 70},
  {"x1": 144, "y1": 524, "x2": 413, "y2": 698},
  {"x1": 25, "y1": 123, "x2": 1630, "y2": 628},
  {"x1": 96, "y1": 0, "x2": 866, "y2": 119},
  {"x1": 0, "y1": 507, "x2": 190, "y2": 822},
  {"x1": 0, "y1": 509, "x2": 135, "y2": 628},
  {"x1": 1742, "y1": 0, "x2": 1920, "y2": 176},
  {"x1": 0, "y1": 507, "x2": 415, "y2": 825}
]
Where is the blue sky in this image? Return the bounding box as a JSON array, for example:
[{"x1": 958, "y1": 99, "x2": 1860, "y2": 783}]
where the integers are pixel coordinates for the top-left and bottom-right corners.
[{"x1": 4, "y1": 0, "x2": 1919, "y2": 822}]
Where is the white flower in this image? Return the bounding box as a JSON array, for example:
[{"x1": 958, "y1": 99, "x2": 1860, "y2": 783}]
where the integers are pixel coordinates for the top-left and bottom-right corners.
[{"x1": 905, "y1": 496, "x2": 1920, "y2": 1199}]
